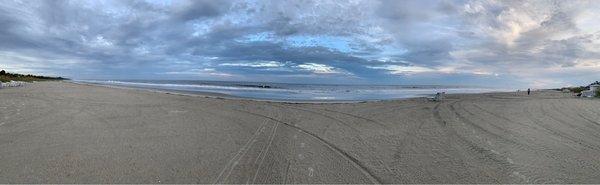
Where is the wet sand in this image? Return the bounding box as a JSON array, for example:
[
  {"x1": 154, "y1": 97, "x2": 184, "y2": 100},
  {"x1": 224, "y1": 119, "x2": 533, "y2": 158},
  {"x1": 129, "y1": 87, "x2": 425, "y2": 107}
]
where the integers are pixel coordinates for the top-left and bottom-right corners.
[{"x1": 1, "y1": 81, "x2": 600, "y2": 183}]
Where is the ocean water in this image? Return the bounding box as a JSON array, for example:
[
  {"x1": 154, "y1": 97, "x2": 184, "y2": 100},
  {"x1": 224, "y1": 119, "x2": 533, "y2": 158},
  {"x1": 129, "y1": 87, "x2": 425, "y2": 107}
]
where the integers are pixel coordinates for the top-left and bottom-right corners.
[{"x1": 75, "y1": 80, "x2": 509, "y2": 101}]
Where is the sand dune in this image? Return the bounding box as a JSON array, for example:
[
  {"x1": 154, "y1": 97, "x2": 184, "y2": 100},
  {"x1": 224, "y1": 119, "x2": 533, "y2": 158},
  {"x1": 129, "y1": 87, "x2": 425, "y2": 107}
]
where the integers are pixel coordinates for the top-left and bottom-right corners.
[{"x1": 1, "y1": 82, "x2": 599, "y2": 183}]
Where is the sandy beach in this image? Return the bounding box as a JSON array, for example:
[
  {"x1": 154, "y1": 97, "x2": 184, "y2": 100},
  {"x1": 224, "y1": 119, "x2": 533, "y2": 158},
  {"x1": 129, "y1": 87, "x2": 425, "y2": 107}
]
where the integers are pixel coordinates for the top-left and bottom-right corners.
[{"x1": 1, "y1": 81, "x2": 600, "y2": 183}]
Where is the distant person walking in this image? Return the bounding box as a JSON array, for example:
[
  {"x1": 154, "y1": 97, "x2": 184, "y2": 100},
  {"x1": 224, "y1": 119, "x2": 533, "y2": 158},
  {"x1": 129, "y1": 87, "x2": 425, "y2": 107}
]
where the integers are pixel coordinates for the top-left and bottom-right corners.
[{"x1": 527, "y1": 88, "x2": 531, "y2": 95}]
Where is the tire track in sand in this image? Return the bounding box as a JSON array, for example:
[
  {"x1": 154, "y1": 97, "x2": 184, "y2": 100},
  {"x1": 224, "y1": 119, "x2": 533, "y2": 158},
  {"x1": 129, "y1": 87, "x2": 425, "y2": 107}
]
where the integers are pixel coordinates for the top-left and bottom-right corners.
[
  {"x1": 232, "y1": 108, "x2": 382, "y2": 184},
  {"x1": 434, "y1": 100, "x2": 531, "y2": 183},
  {"x1": 522, "y1": 100, "x2": 600, "y2": 180},
  {"x1": 277, "y1": 104, "x2": 402, "y2": 182},
  {"x1": 213, "y1": 114, "x2": 271, "y2": 184},
  {"x1": 248, "y1": 110, "x2": 281, "y2": 184}
]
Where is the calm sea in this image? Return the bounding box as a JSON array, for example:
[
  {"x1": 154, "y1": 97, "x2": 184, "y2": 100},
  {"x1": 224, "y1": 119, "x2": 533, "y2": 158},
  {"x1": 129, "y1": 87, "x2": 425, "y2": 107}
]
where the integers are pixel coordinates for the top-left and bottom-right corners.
[{"x1": 74, "y1": 80, "x2": 509, "y2": 101}]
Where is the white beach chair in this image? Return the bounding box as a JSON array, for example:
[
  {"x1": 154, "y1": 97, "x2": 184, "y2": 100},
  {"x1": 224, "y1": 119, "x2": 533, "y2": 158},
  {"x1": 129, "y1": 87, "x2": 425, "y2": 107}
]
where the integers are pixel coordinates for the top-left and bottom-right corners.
[
  {"x1": 2, "y1": 81, "x2": 22, "y2": 87},
  {"x1": 10, "y1": 81, "x2": 23, "y2": 87}
]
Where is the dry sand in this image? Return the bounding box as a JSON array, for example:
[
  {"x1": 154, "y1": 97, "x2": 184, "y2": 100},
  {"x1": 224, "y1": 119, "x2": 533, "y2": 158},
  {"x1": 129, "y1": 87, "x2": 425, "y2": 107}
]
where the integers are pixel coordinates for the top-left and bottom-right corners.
[{"x1": 1, "y1": 81, "x2": 600, "y2": 183}]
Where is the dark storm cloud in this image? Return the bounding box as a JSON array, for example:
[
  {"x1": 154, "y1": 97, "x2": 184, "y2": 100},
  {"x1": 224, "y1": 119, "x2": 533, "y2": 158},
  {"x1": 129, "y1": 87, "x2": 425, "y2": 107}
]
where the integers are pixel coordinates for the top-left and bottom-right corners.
[{"x1": 174, "y1": 0, "x2": 233, "y2": 21}]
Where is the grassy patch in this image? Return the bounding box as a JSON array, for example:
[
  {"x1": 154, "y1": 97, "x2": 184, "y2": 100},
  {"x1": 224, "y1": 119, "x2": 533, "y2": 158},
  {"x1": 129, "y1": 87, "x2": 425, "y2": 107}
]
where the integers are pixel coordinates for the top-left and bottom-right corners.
[{"x1": 566, "y1": 86, "x2": 586, "y2": 93}]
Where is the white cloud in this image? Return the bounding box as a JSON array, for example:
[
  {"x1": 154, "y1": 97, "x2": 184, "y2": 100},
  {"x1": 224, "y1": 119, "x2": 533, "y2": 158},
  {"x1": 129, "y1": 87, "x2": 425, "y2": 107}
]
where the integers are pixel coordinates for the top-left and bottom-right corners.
[
  {"x1": 296, "y1": 63, "x2": 343, "y2": 74},
  {"x1": 164, "y1": 68, "x2": 233, "y2": 77},
  {"x1": 0, "y1": 50, "x2": 86, "y2": 75},
  {"x1": 219, "y1": 61, "x2": 285, "y2": 68},
  {"x1": 368, "y1": 65, "x2": 434, "y2": 74},
  {"x1": 90, "y1": 36, "x2": 113, "y2": 48}
]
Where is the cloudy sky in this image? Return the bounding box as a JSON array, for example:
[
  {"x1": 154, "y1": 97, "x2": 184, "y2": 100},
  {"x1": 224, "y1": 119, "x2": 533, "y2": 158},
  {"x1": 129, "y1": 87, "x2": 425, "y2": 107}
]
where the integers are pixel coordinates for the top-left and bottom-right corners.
[{"x1": 1, "y1": 0, "x2": 600, "y2": 88}]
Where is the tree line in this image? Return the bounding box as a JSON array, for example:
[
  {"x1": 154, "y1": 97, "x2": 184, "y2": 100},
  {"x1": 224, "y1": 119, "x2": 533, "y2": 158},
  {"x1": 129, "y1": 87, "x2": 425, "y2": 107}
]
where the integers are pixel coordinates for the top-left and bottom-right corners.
[{"x1": 0, "y1": 69, "x2": 67, "y2": 82}]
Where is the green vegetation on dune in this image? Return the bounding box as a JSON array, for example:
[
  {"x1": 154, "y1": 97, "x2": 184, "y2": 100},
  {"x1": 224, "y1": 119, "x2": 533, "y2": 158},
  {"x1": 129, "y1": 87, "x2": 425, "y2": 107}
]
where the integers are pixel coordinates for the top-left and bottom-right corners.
[
  {"x1": 567, "y1": 86, "x2": 586, "y2": 93},
  {"x1": 0, "y1": 69, "x2": 67, "y2": 83}
]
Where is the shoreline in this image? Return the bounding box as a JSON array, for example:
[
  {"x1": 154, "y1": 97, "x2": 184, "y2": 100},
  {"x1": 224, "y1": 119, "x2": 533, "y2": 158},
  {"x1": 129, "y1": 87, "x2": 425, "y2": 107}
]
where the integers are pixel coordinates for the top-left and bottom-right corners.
[
  {"x1": 68, "y1": 80, "x2": 516, "y2": 104},
  {"x1": 68, "y1": 80, "x2": 373, "y2": 104}
]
